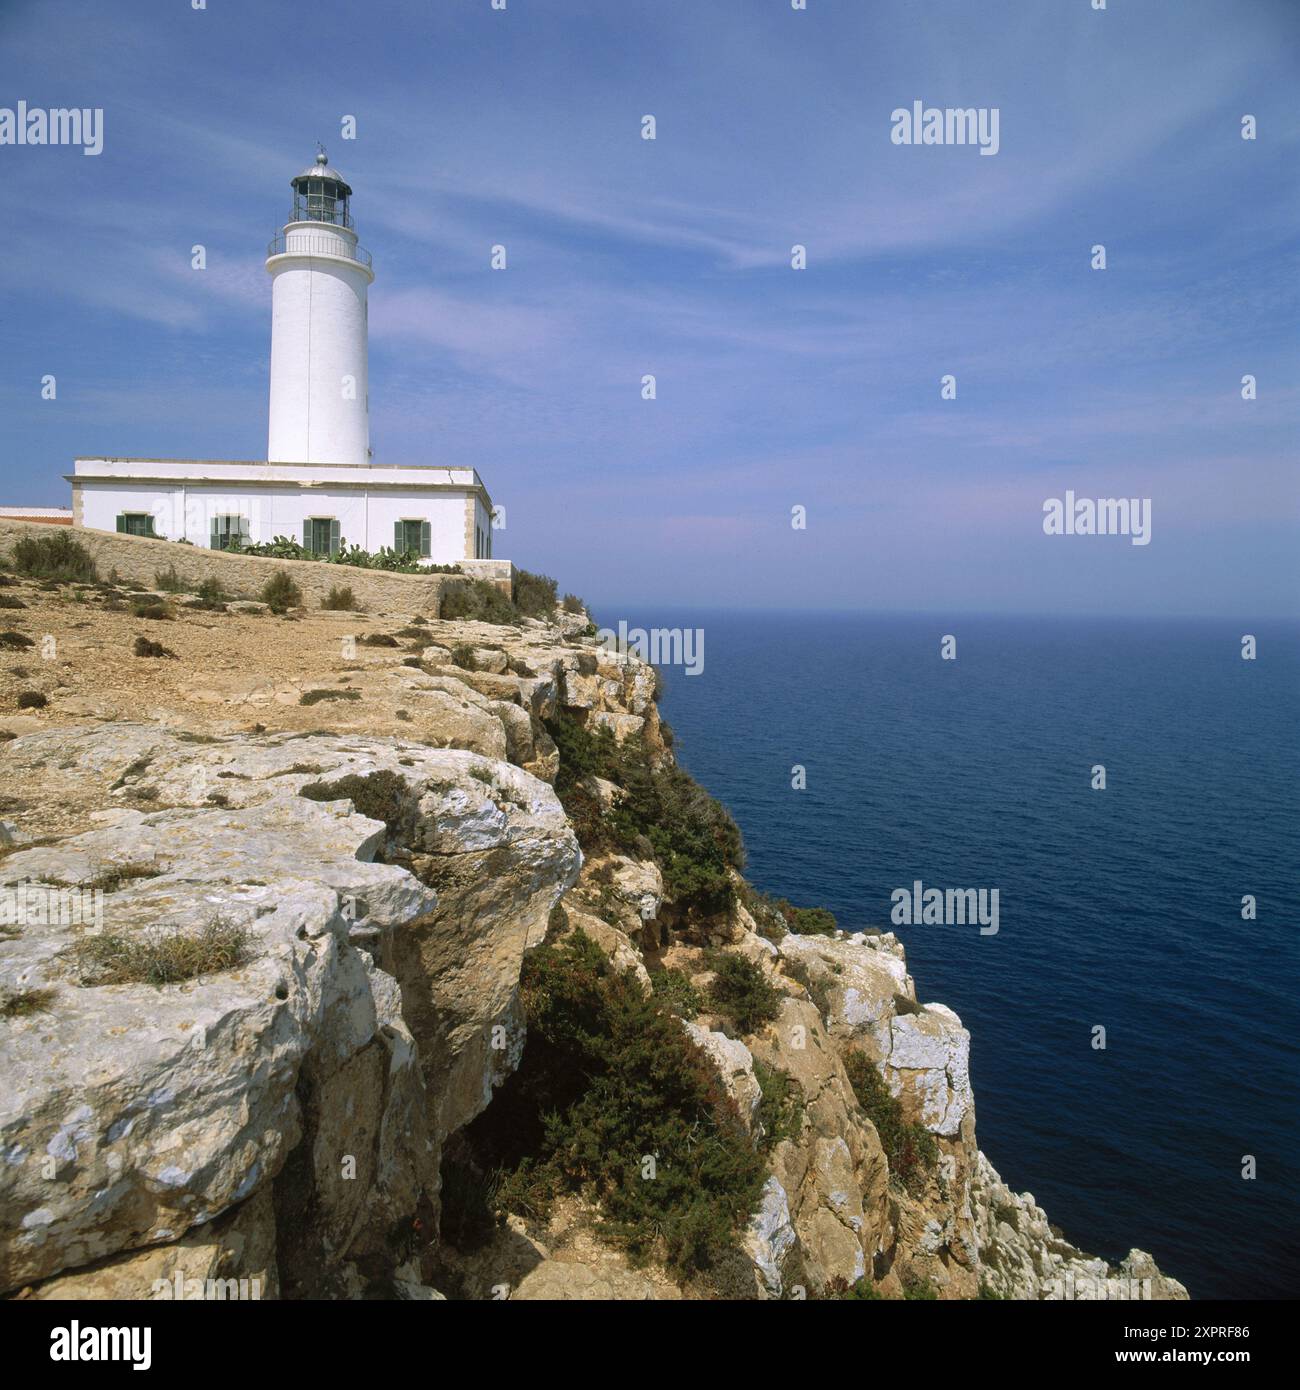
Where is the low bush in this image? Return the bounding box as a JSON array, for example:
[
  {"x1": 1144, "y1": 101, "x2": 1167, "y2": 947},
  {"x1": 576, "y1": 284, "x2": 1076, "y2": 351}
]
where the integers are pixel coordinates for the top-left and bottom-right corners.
[
  {"x1": 513, "y1": 568, "x2": 558, "y2": 619},
  {"x1": 154, "y1": 565, "x2": 186, "y2": 593},
  {"x1": 753, "y1": 1059, "x2": 805, "y2": 1150},
  {"x1": 0, "y1": 631, "x2": 34, "y2": 650},
  {"x1": 322, "y1": 585, "x2": 357, "y2": 611},
  {"x1": 16, "y1": 691, "x2": 47, "y2": 709},
  {"x1": 0, "y1": 595, "x2": 25, "y2": 610},
  {"x1": 298, "y1": 688, "x2": 361, "y2": 706},
  {"x1": 450, "y1": 642, "x2": 477, "y2": 671},
  {"x1": 440, "y1": 578, "x2": 517, "y2": 625},
  {"x1": 648, "y1": 966, "x2": 702, "y2": 1018},
  {"x1": 300, "y1": 769, "x2": 408, "y2": 833},
  {"x1": 359, "y1": 633, "x2": 398, "y2": 647},
  {"x1": 830, "y1": 1276, "x2": 885, "y2": 1300},
  {"x1": 131, "y1": 598, "x2": 171, "y2": 621},
  {"x1": 706, "y1": 953, "x2": 783, "y2": 1036},
  {"x1": 543, "y1": 708, "x2": 744, "y2": 918},
  {"x1": 459, "y1": 931, "x2": 767, "y2": 1277},
  {"x1": 562, "y1": 593, "x2": 585, "y2": 614},
  {"x1": 842, "y1": 1049, "x2": 938, "y2": 1196},
  {"x1": 11, "y1": 532, "x2": 97, "y2": 584},
  {"x1": 260, "y1": 570, "x2": 302, "y2": 614},
  {"x1": 133, "y1": 636, "x2": 177, "y2": 659}
]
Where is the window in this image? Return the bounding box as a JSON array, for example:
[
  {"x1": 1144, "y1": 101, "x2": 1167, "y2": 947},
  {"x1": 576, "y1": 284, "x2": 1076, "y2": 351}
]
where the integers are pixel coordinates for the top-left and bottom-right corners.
[
  {"x1": 303, "y1": 517, "x2": 340, "y2": 557},
  {"x1": 394, "y1": 519, "x2": 431, "y2": 559},
  {"x1": 210, "y1": 514, "x2": 250, "y2": 551},
  {"x1": 115, "y1": 513, "x2": 156, "y2": 537}
]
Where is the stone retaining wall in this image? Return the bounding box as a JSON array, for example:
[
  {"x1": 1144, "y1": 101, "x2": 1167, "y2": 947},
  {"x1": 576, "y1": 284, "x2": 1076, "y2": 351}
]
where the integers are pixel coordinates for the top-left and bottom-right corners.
[{"x1": 0, "y1": 520, "x2": 511, "y2": 617}]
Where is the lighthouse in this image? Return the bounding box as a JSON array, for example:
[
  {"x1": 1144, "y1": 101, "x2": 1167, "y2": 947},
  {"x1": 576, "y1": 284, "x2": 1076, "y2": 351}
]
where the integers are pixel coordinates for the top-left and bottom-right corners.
[
  {"x1": 71, "y1": 147, "x2": 502, "y2": 570},
  {"x1": 265, "y1": 148, "x2": 374, "y2": 467}
]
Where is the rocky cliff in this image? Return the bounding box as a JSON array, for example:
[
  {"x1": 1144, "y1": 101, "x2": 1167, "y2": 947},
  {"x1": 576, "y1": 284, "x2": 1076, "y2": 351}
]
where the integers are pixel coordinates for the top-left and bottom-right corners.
[{"x1": 0, "y1": 552, "x2": 1187, "y2": 1300}]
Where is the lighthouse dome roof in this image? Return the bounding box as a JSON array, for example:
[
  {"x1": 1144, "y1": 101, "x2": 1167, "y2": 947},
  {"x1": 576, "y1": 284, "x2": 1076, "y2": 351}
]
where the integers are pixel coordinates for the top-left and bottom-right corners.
[{"x1": 291, "y1": 149, "x2": 352, "y2": 194}]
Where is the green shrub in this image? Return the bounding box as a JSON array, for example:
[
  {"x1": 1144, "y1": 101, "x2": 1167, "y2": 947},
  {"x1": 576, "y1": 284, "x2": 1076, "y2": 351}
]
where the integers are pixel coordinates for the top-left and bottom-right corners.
[
  {"x1": 300, "y1": 769, "x2": 408, "y2": 833},
  {"x1": 562, "y1": 593, "x2": 585, "y2": 614},
  {"x1": 322, "y1": 585, "x2": 357, "y2": 611},
  {"x1": 842, "y1": 1050, "x2": 937, "y2": 1195},
  {"x1": 753, "y1": 1059, "x2": 804, "y2": 1150},
  {"x1": 154, "y1": 564, "x2": 186, "y2": 593},
  {"x1": 440, "y1": 577, "x2": 517, "y2": 625},
  {"x1": 781, "y1": 955, "x2": 834, "y2": 1020},
  {"x1": 892, "y1": 992, "x2": 922, "y2": 1017},
  {"x1": 543, "y1": 709, "x2": 744, "y2": 918},
  {"x1": 10, "y1": 531, "x2": 96, "y2": 583},
  {"x1": 830, "y1": 1276, "x2": 884, "y2": 1300},
  {"x1": 72, "y1": 918, "x2": 249, "y2": 987},
  {"x1": 260, "y1": 570, "x2": 302, "y2": 613},
  {"x1": 902, "y1": 1273, "x2": 939, "y2": 1300},
  {"x1": 513, "y1": 568, "x2": 558, "y2": 619},
  {"x1": 197, "y1": 577, "x2": 226, "y2": 604},
  {"x1": 706, "y1": 953, "x2": 783, "y2": 1036},
  {"x1": 133, "y1": 636, "x2": 176, "y2": 659},
  {"x1": 460, "y1": 931, "x2": 767, "y2": 1277},
  {"x1": 749, "y1": 891, "x2": 837, "y2": 938},
  {"x1": 450, "y1": 642, "x2": 478, "y2": 671},
  {"x1": 298, "y1": 688, "x2": 361, "y2": 706},
  {"x1": 131, "y1": 598, "x2": 171, "y2": 621},
  {"x1": 0, "y1": 595, "x2": 25, "y2": 610},
  {"x1": 648, "y1": 966, "x2": 702, "y2": 1018},
  {"x1": 16, "y1": 691, "x2": 46, "y2": 709}
]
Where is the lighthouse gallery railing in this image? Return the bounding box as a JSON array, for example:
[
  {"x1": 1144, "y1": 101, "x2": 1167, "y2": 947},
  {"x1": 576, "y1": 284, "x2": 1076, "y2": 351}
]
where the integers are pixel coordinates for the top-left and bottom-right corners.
[{"x1": 266, "y1": 231, "x2": 372, "y2": 270}]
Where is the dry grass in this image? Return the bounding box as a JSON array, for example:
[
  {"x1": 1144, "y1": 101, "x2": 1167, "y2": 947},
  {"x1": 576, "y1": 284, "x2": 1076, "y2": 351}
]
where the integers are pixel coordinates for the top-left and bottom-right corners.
[
  {"x1": 71, "y1": 917, "x2": 250, "y2": 987},
  {"x1": 1, "y1": 987, "x2": 57, "y2": 1017}
]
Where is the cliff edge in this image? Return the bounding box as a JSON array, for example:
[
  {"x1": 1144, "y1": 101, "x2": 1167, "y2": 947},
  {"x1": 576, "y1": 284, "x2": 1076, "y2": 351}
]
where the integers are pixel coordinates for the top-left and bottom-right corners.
[{"x1": 0, "y1": 538, "x2": 1187, "y2": 1300}]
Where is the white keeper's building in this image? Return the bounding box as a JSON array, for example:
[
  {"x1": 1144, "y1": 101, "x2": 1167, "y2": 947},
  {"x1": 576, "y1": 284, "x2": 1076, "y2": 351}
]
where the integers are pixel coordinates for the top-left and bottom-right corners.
[{"x1": 70, "y1": 150, "x2": 497, "y2": 566}]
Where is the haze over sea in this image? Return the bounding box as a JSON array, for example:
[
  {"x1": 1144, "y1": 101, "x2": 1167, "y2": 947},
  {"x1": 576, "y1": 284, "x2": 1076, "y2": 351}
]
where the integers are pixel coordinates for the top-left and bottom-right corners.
[{"x1": 631, "y1": 608, "x2": 1300, "y2": 1301}]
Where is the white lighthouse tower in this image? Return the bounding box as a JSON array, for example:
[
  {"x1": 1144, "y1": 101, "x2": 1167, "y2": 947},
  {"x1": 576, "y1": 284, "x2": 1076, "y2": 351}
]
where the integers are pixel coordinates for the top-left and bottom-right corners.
[{"x1": 265, "y1": 148, "x2": 374, "y2": 466}]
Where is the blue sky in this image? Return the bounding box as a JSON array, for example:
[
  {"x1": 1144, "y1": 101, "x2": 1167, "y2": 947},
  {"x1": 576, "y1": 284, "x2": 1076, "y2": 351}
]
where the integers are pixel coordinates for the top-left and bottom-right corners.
[{"x1": 1, "y1": 0, "x2": 1296, "y2": 615}]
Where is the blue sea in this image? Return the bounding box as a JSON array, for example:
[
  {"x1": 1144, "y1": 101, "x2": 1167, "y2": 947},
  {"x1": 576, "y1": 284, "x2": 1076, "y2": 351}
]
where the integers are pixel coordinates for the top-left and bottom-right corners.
[{"x1": 630, "y1": 609, "x2": 1300, "y2": 1301}]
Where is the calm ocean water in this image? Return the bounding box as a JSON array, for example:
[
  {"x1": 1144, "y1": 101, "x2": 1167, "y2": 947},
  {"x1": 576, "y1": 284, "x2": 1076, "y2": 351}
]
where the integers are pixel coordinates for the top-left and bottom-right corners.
[{"x1": 626, "y1": 609, "x2": 1300, "y2": 1300}]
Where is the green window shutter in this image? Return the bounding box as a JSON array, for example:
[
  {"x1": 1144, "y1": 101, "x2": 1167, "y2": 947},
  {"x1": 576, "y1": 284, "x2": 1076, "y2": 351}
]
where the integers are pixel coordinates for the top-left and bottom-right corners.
[
  {"x1": 303, "y1": 520, "x2": 312, "y2": 553},
  {"x1": 420, "y1": 521, "x2": 431, "y2": 558},
  {"x1": 394, "y1": 521, "x2": 403, "y2": 552},
  {"x1": 210, "y1": 518, "x2": 220, "y2": 549},
  {"x1": 115, "y1": 515, "x2": 126, "y2": 533},
  {"x1": 329, "y1": 519, "x2": 340, "y2": 557}
]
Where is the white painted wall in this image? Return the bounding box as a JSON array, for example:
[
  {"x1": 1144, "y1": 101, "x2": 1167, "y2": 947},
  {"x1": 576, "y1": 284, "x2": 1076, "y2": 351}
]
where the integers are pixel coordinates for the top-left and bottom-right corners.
[
  {"x1": 77, "y1": 481, "x2": 472, "y2": 561},
  {"x1": 266, "y1": 222, "x2": 372, "y2": 467}
]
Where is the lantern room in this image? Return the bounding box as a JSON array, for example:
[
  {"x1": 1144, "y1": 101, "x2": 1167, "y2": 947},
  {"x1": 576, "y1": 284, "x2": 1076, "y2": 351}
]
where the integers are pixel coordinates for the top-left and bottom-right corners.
[{"x1": 290, "y1": 147, "x2": 353, "y2": 227}]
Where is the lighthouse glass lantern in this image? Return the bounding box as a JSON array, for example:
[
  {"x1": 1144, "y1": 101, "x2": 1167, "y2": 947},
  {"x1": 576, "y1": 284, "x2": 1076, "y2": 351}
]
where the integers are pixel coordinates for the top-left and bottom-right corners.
[{"x1": 291, "y1": 149, "x2": 352, "y2": 227}]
